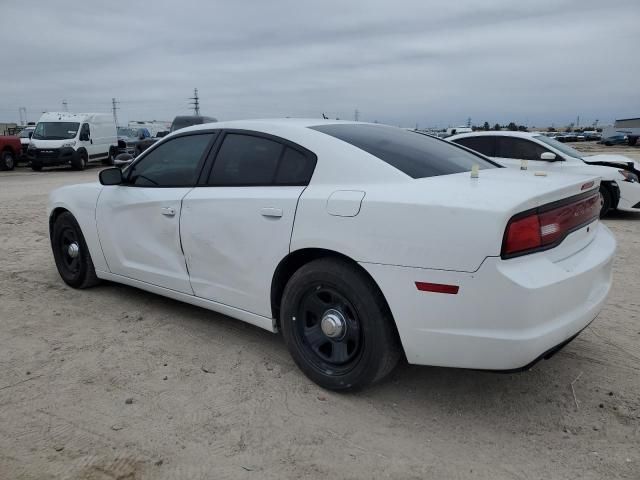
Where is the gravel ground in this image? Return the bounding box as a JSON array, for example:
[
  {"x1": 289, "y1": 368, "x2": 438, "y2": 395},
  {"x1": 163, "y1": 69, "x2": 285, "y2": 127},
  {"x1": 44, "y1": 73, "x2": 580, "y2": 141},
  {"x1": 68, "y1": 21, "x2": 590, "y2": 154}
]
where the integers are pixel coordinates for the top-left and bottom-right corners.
[{"x1": 1, "y1": 144, "x2": 639, "y2": 479}]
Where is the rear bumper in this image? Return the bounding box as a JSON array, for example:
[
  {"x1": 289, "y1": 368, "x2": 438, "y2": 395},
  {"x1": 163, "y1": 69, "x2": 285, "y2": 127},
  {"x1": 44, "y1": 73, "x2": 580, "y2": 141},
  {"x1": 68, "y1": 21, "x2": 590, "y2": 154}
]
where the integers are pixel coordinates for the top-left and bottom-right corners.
[
  {"x1": 616, "y1": 181, "x2": 640, "y2": 212},
  {"x1": 27, "y1": 147, "x2": 78, "y2": 166},
  {"x1": 361, "y1": 222, "x2": 616, "y2": 370}
]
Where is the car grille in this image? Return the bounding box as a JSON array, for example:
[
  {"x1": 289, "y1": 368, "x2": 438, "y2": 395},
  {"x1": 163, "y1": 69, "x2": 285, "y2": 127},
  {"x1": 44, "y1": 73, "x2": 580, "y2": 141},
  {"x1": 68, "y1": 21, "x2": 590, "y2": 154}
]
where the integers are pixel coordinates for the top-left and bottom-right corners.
[{"x1": 35, "y1": 149, "x2": 60, "y2": 159}]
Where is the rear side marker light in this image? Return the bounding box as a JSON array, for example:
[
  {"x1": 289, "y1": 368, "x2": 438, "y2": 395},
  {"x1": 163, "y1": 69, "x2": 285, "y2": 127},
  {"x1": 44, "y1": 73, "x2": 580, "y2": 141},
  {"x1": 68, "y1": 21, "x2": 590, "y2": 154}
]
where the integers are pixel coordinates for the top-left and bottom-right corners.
[
  {"x1": 415, "y1": 282, "x2": 459, "y2": 294},
  {"x1": 502, "y1": 190, "x2": 600, "y2": 258}
]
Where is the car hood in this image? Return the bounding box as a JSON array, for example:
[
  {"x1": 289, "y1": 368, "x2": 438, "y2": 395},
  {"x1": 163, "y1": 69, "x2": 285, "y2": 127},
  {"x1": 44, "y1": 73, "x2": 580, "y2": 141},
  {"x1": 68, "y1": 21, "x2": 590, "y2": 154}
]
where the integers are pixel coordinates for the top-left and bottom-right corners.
[{"x1": 583, "y1": 154, "x2": 640, "y2": 170}]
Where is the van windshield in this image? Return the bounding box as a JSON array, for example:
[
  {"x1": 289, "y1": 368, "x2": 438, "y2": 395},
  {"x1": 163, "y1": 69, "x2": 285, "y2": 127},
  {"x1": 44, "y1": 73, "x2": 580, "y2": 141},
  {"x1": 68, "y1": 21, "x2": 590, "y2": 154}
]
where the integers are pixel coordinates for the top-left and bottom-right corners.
[{"x1": 33, "y1": 122, "x2": 80, "y2": 140}]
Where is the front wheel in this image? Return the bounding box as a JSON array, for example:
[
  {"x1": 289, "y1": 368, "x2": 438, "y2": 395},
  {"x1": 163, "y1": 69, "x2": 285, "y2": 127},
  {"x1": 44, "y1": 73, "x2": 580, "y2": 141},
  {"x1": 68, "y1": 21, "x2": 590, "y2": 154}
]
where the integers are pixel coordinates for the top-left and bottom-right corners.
[
  {"x1": 599, "y1": 186, "x2": 612, "y2": 218},
  {"x1": 71, "y1": 152, "x2": 87, "y2": 170},
  {"x1": 280, "y1": 258, "x2": 400, "y2": 391},
  {"x1": 51, "y1": 212, "x2": 100, "y2": 289},
  {"x1": 0, "y1": 150, "x2": 16, "y2": 171}
]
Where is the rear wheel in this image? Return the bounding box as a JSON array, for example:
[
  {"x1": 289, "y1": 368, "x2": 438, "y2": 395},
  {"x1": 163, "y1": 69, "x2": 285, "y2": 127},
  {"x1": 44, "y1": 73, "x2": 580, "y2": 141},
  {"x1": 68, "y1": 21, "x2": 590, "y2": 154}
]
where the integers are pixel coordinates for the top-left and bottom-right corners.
[
  {"x1": 0, "y1": 150, "x2": 15, "y2": 171},
  {"x1": 280, "y1": 258, "x2": 400, "y2": 391},
  {"x1": 599, "y1": 186, "x2": 612, "y2": 218},
  {"x1": 51, "y1": 212, "x2": 100, "y2": 289}
]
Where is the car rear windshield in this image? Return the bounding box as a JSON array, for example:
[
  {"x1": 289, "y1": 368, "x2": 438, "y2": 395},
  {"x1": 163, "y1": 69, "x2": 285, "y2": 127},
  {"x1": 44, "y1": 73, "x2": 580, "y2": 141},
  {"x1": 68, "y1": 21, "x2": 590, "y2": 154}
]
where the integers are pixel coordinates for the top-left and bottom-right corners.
[{"x1": 309, "y1": 124, "x2": 497, "y2": 178}]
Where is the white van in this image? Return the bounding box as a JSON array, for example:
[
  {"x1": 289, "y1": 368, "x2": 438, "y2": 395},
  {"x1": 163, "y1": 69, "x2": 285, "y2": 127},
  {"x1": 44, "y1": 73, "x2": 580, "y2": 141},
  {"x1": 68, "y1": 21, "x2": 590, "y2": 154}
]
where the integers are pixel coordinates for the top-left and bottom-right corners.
[{"x1": 28, "y1": 112, "x2": 117, "y2": 171}]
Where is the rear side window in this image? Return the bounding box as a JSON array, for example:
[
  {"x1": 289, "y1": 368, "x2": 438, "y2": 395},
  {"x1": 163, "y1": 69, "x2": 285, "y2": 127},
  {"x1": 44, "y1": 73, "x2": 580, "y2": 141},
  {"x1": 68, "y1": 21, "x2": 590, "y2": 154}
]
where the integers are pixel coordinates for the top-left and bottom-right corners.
[
  {"x1": 208, "y1": 133, "x2": 316, "y2": 186},
  {"x1": 310, "y1": 124, "x2": 496, "y2": 179},
  {"x1": 453, "y1": 136, "x2": 495, "y2": 156},
  {"x1": 495, "y1": 137, "x2": 550, "y2": 161},
  {"x1": 127, "y1": 133, "x2": 214, "y2": 187}
]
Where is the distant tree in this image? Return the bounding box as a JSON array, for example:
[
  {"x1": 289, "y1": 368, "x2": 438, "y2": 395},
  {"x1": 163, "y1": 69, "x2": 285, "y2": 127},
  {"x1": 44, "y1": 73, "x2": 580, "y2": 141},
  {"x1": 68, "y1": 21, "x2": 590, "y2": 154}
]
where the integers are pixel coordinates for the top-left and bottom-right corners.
[
  {"x1": 517, "y1": 125, "x2": 528, "y2": 132},
  {"x1": 547, "y1": 127, "x2": 556, "y2": 132},
  {"x1": 507, "y1": 122, "x2": 518, "y2": 131},
  {"x1": 483, "y1": 121, "x2": 490, "y2": 131},
  {"x1": 493, "y1": 123, "x2": 501, "y2": 131}
]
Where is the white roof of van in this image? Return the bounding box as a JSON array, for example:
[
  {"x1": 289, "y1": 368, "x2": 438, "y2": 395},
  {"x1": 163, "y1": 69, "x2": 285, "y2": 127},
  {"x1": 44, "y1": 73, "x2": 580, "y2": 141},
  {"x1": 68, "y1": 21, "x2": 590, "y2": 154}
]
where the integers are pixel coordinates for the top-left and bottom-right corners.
[{"x1": 38, "y1": 112, "x2": 109, "y2": 122}]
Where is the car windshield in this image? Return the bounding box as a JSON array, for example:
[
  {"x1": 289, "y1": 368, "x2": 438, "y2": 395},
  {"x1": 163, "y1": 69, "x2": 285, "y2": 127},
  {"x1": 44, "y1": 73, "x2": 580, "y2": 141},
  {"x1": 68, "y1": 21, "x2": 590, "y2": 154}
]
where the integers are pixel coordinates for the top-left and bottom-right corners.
[
  {"x1": 310, "y1": 123, "x2": 498, "y2": 179},
  {"x1": 32, "y1": 122, "x2": 79, "y2": 140},
  {"x1": 533, "y1": 135, "x2": 583, "y2": 159},
  {"x1": 19, "y1": 129, "x2": 33, "y2": 138},
  {"x1": 118, "y1": 127, "x2": 137, "y2": 137}
]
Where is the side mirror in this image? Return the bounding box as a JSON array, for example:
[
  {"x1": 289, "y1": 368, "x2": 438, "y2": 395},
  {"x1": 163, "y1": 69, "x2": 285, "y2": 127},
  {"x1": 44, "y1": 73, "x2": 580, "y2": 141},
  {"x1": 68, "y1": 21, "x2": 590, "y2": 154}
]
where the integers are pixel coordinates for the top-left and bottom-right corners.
[
  {"x1": 79, "y1": 133, "x2": 89, "y2": 141},
  {"x1": 28, "y1": 132, "x2": 33, "y2": 138},
  {"x1": 540, "y1": 152, "x2": 557, "y2": 161},
  {"x1": 99, "y1": 167, "x2": 123, "y2": 185}
]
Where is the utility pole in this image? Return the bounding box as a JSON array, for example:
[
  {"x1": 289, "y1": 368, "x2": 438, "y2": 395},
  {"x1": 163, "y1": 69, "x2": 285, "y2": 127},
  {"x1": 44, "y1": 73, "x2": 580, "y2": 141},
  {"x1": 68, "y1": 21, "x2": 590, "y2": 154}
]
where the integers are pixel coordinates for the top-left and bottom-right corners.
[
  {"x1": 18, "y1": 107, "x2": 27, "y2": 125},
  {"x1": 467, "y1": 117, "x2": 471, "y2": 128},
  {"x1": 354, "y1": 108, "x2": 359, "y2": 122},
  {"x1": 62, "y1": 99, "x2": 68, "y2": 112},
  {"x1": 111, "y1": 98, "x2": 119, "y2": 128},
  {"x1": 190, "y1": 88, "x2": 200, "y2": 116},
  {"x1": 576, "y1": 115, "x2": 580, "y2": 128}
]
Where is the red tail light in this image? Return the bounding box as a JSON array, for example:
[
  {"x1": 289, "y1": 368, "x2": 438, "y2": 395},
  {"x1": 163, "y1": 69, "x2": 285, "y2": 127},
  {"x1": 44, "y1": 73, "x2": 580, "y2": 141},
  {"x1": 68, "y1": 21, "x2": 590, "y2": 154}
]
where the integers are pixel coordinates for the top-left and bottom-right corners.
[{"x1": 502, "y1": 190, "x2": 600, "y2": 258}]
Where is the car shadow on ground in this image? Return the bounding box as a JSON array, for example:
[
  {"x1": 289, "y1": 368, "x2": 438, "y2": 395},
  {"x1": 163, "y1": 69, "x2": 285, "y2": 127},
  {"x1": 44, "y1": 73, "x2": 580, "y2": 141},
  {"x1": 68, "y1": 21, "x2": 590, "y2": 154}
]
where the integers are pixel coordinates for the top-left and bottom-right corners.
[{"x1": 96, "y1": 279, "x2": 598, "y2": 422}]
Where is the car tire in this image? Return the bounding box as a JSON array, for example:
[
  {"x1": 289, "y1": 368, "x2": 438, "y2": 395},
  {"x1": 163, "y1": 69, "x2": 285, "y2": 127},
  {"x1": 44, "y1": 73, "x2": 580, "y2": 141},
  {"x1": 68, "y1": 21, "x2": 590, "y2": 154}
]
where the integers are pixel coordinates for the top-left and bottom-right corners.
[
  {"x1": 72, "y1": 152, "x2": 88, "y2": 170},
  {"x1": 280, "y1": 257, "x2": 401, "y2": 391},
  {"x1": 51, "y1": 211, "x2": 100, "y2": 289},
  {"x1": 102, "y1": 148, "x2": 115, "y2": 166},
  {"x1": 0, "y1": 150, "x2": 16, "y2": 171},
  {"x1": 599, "y1": 186, "x2": 612, "y2": 218}
]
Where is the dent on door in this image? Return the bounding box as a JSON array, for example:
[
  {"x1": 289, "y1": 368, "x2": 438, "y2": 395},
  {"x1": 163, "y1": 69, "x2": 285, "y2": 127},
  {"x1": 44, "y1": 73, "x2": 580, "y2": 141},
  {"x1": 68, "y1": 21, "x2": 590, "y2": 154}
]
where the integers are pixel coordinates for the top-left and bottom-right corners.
[{"x1": 326, "y1": 190, "x2": 366, "y2": 217}]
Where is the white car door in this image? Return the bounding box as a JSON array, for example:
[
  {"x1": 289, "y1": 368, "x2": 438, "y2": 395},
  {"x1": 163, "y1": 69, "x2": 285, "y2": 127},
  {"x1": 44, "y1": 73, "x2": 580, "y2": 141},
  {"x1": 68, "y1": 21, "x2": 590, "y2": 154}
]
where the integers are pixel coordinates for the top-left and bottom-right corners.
[
  {"x1": 180, "y1": 131, "x2": 316, "y2": 317},
  {"x1": 96, "y1": 132, "x2": 216, "y2": 293},
  {"x1": 493, "y1": 136, "x2": 564, "y2": 172}
]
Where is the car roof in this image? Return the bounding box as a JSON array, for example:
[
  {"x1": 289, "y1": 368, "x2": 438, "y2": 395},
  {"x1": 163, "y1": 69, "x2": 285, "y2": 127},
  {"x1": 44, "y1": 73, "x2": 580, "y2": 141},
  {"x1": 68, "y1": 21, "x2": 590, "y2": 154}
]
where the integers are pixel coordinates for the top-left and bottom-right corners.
[
  {"x1": 448, "y1": 130, "x2": 542, "y2": 140},
  {"x1": 175, "y1": 118, "x2": 360, "y2": 134}
]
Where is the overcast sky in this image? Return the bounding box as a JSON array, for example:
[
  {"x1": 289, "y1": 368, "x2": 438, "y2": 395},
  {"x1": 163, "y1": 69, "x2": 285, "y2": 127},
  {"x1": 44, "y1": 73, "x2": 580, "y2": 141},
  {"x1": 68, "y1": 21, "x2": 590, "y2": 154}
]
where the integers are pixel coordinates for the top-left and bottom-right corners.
[{"x1": 2, "y1": 0, "x2": 639, "y2": 128}]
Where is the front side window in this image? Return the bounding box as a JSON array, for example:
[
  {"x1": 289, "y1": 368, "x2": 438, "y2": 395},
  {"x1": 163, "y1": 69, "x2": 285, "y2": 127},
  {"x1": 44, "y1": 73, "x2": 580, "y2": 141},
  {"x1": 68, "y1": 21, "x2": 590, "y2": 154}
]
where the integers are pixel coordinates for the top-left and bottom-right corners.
[
  {"x1": 208, "y1": 133, "x2": 315, "y2": 186},
  {"x1": 453, "y1": 136, "x2": 496, "y2": 156},
  {"x1": 310, "y1": 124, "x2": 496, "y2": 179},
  {"x1": 80, "y1": 123, "x2": 90, "y2": 140},
  {"x1": 32, "y1": 122, "x2": 79, "y2": 140},
  {"x1": 534, "y1": 135, "x2": 581, "y2": 159},
  {"x1": 495, "y1": 137, "x2": 551, "y2": 161},
  {"x1": 127, "y1": 133, "x2": 214, "y2": 187}
]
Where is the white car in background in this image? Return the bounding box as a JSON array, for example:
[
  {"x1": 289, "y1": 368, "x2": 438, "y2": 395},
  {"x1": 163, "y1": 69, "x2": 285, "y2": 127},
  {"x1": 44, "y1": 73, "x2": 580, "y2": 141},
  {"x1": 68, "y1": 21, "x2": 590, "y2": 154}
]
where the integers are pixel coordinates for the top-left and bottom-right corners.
[
  {"x1": 447, "y1": 131, "x2": 640, "y2": 216},
  {"x1": 48, "y1": 120, "x2": 615, "y2": 390}
]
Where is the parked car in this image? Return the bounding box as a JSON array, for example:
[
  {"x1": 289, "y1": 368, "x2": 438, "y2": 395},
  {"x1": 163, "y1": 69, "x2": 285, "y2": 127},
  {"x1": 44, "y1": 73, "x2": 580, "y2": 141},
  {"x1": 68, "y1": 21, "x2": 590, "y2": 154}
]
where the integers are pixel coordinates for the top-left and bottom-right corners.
[
  {"x1": 117, "y1": 127, "x2": 158, "y2": 157},
  {"x1": 28, "y1": 112, "x2": 117, "y2": 171},
  {"x1": 18, "y1": 126, "x2": 35, "y2": 161},
  {"x1": 448, "y1": 131, "x2": 640, "y2": 216},
  {"x1": 169, "y1": 115, "x2": 217, "y2": 132},
  {"x1": 48, "y1": 119, "x2": 616, "y2": 390},
  {"x1": 601, "y1": 134, "x2": 628, "y2": 146},
  {"x1": 0, "y1": 135, "x2": 21, "y2": 170}
]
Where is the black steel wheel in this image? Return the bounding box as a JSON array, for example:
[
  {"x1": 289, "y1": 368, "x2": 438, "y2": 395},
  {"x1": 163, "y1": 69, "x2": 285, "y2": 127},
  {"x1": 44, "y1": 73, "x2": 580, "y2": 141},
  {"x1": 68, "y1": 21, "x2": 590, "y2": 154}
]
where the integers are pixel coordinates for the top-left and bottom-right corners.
[
  {"x1": 51, "y1": 212, "x2": 100, "y2": 289},
  {"x1": 295, "y1": 285, "x2": 363, "y2": 373},
  {"x1": 281, "y1": 258, "x2": 400, "y2": 391}
]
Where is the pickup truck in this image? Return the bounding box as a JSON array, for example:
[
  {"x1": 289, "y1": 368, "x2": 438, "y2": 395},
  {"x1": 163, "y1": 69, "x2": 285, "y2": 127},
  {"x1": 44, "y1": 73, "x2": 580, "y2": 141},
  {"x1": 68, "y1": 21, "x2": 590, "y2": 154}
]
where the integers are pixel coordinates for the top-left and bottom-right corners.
[{"x1": 0, "y1": 136, "x2": 21, "y2": 170}]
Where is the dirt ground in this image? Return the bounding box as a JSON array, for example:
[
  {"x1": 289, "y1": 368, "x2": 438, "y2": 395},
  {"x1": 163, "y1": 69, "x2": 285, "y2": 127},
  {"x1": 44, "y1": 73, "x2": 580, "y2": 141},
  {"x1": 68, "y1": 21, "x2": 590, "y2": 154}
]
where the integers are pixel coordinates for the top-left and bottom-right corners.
[{"x1": 1, "y1": 143, "x2": 639, "y2": 479}]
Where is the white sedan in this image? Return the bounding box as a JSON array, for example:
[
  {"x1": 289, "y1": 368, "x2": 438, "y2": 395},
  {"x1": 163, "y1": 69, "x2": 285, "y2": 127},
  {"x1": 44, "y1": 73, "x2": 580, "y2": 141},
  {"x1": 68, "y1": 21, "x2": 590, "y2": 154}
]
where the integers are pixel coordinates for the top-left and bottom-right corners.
[
  {"x1": 447, "y1": 131, "x2": 640, "y2": 216},
  {"x1": 48, "y1": 119, "x2": 616, "y2": 390}
]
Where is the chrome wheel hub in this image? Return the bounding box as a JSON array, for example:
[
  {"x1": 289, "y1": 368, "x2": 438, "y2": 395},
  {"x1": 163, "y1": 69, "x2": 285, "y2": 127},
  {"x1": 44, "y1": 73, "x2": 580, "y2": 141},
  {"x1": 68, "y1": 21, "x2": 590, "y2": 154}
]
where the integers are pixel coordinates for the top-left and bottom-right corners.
[
  {"x1": 67, "y1": 242, "x2": 80, "y2": 259},
  {"x1": 320, "y1": 309, "x2": 346, "y2": 339}
]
